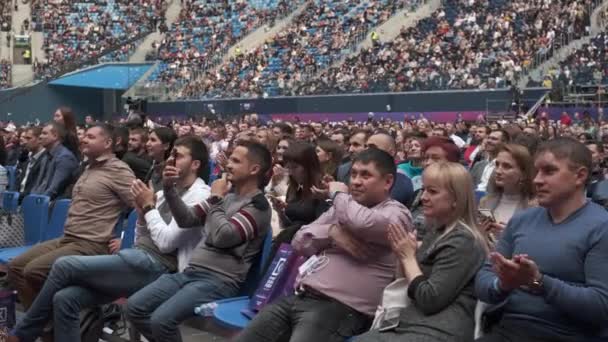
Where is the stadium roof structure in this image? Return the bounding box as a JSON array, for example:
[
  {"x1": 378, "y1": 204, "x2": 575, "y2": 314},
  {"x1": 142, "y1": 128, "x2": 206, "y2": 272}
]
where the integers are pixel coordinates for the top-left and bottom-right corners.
[{"x1": 49, "y1": 63, "x2": 153, "y2": 90}]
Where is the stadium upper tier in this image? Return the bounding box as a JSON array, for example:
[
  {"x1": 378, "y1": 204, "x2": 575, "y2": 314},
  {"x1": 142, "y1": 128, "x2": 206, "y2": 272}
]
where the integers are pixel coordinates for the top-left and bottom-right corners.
[
  {"x1": 31, "y1": 0, "x2": 166, "y2": 80},
  {"x1": 0, "y1": 0, "x2": 603, "y2": 94},
  {"x1": 145, "y1": 0, "x2": 301, "y2": 89}
]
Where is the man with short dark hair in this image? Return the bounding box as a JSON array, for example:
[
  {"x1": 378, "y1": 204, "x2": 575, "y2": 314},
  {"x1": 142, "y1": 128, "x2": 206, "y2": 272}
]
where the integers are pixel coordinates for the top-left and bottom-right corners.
[
  {"x1": 366, "y1": 133, "x2": 414, "y2": 207},
  {"x1": 30, "y1": 122, "x2": 79, "y2": 199},
  {"x1": 471, "y1": 129, "x2": 510, "y2": 191},
  {"x1": 17, "y1": 126, "x2": 45, "y2": 199},
  {"x1": 235, "y1": 148, "x2": 412, "y2": 342},
  {"x1": 126, "y1": 141, "x2": 272, "y2": 342},
  {"x1": 122, "y1": 127, "x2": 152, "y2": 181},
  {"x1": 337, "y1": 130, "x2": 368, "y2": 183},
  {"x1": 6, "y1": 136, "x2": 210, "y2": 342},
  {"x1": 475, "y1": 138, "x2": 608, "y2": 341},
  {"x1": 8, "y1": 124, "x2": 135, "y2": 309},
  {"x1": 585, "y1": 140, "x2": 604, "y2": 199}
]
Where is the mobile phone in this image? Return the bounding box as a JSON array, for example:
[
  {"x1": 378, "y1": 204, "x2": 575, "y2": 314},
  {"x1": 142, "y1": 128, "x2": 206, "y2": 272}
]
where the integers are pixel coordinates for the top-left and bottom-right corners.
[
  {"x1": 478, "y1": 209, "x2": 495, "y2": 222},
  {"x1": 378, "y1": 317, "x2": 400, "y2": 332},
  {"x1": 169, "y1": 149, "x2": 177, "y2": 166}
]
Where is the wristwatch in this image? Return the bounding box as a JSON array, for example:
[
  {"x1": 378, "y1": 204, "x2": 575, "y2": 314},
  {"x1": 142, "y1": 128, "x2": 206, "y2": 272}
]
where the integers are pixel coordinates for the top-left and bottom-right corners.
[
  {"x1": 523, "y1": 274, "x2": 545, "y2": 295},
  {"x1": 142, "y1": 204, "x2": 155, "y2": 215}
]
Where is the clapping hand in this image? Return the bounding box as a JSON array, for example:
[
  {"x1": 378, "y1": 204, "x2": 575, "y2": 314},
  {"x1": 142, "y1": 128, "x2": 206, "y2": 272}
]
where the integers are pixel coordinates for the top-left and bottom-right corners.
[
  {"x1": 490, "y1": 252, "x2": 541, "y2": 292},
  {"x1": 388, "y1": 223, "x2": 417, "y2": 261},
  {"x1": 131, "y1": 180, "x2": 156, "y2": 212}
]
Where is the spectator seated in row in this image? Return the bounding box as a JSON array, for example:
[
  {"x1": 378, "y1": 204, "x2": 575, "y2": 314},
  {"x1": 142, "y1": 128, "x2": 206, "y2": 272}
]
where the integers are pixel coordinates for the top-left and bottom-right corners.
[
  {"x1": 29, "y1": 122, "x2": 79, "y2": 201},
  {"x1": 7, "y1": 124, "x2": 135, "y2": 310},
  {"x1": 126, "y1": 141, "x2": 272, "y2": 342},
  {"x1": 6, "y1": 136, "x2": 210, "y2": 342},
  {"x1": 475, "y1": 138, "x2": 608, "y2": 341},
  {"x1": 357, "y1": 162, "x2": 488, "y2": 341},
  {"x1": 235, "y1": 148, "x2": 412, "y2": 342}
]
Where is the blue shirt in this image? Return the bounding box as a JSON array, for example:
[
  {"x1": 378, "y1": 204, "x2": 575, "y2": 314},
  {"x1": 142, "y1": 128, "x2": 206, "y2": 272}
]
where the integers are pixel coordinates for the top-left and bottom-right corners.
[{"x1": 475, "y1": 201, "x2": 608, "y2": 340}]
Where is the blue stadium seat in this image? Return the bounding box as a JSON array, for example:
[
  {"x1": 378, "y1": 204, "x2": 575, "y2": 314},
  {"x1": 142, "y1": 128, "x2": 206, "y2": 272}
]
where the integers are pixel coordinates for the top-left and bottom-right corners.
[
  {"x1": 0, "y1": 194, "x2": 50, "y2": 264},
  {"x1": 120, "y1": 210, "x2": 138, "y2": 250},
  {"x1": 210, "y1": 232, "x2": 273, "y2": 330},
  {"x1": 475, "y1": 191, "x2": 486, "y2": 204},
  {"x1": 5, "y1": 166, "x2": 17, "y2": 191},
  {"x1": 45, "y1": 199, "x2": 71, "y2": 241},
  {"x1": 2, "y1": 191, "x2": 19, "y2": 211}
]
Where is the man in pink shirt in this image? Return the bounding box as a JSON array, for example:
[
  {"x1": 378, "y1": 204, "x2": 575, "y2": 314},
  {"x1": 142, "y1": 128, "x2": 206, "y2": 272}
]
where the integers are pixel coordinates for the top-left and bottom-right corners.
[{"x1": 235, "y1": 148, "x2": 413, "y2": 342}]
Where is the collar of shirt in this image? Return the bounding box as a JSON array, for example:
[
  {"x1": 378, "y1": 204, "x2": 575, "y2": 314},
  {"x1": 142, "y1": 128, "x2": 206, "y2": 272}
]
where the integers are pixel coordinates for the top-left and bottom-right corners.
[
  {"x1": 89, "y1": 153, "x2": 114, "y2": 167},
  {"x1": 30, "y1": 148, "x2": 46, "y2": 161}
]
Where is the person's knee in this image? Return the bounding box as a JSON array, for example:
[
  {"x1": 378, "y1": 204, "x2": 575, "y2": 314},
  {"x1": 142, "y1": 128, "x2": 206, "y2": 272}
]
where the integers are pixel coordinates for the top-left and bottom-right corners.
[
  {"x1": 53, "y1": 288, "x2": 79, "y2": 313},
  {"x1": 126, "y1": 296, "x2": 149, "y2": 322},
  {"x1": 150, "y1": 309, "x2": 178, "y2": 336},
  {"x1": 22, "y1": 262, "x2": 47, "y2": 287}
]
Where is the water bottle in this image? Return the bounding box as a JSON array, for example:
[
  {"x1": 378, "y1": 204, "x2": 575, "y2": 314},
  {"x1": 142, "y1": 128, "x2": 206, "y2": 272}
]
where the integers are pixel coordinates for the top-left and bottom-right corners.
[{"x1": 194, "y1": 301, "x2": 218, "y2": 316}]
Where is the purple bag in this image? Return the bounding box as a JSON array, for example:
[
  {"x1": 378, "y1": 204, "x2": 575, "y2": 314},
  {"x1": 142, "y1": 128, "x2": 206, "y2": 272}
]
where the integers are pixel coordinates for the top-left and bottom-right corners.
[
  {"x1": 242, "y1": 244, "x2": 304, "y2": 319},
  {"x1": 0, "y1": 289, "x2": 16, "y2": 329}
]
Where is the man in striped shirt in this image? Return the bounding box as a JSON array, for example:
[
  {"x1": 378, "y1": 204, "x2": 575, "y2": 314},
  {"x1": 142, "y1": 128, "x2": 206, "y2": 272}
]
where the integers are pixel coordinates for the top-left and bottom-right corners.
[{"x1": 127, "y1": 141, "x2": 272, "y2": 342}]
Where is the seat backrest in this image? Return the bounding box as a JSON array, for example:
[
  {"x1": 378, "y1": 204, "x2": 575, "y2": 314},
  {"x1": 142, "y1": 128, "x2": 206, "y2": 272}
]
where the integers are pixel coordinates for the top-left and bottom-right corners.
[
  {"x1": 239, "y1": 231, "x2": 273, "y2": 296},
  {"x1": 45, "y1": 199, "x2": 71, "y2": 241},
  {"x1": 5, "y1": 166, "x2": 16, "y2": 192},
  {"x1": 120, "y1": 210, "x2": 138, "y2": 250},
  {"x1": 2, "y1": 191, "x2": 19, "y2": 213},
  {"x1": 475, "y1": 191, "x2": 486, "y2": 205},
  {"x1": 21, "y1": 194, "x2": 50, "y2": 245}
]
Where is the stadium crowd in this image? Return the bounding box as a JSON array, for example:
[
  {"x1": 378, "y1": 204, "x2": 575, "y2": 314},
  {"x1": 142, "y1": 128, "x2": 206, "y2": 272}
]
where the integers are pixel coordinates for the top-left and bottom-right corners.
[
  {"x1": 0, "y1": 0, "x2": 11, "y2": 32},
  {"x1": 147, "y1": 0, "x2": 297, "y2": 90},
  {"x1": 0, "y1": 107, "x2": 605, "y2": 341},
  {"x1": 0, "y1": 59, "x2": 10, "y2": 89},
  {"x1": 295, "y1": 0, "x2": 597, "y2": 95},
  {"x1": 31, "y1": 0, "x2": 166, "y2": 80},
  {"x1": 179, "y1": 0, "x2": 412, "y2": 99},
  {"x1": 175, "y1": 0, "x2": 598, "y2": 99},
  {"x1": 539, "y1": 32, "x2": 608, "y2": 89}
]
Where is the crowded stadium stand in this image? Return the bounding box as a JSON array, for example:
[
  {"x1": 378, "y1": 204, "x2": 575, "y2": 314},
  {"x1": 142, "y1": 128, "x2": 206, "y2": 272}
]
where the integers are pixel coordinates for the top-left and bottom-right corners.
[
  {"x1": 0, "y1": 59, "x2": 10, "y2": 89},
  {"x1": 178, "y1": 0, "x2": 413, "y2": 99},
  {"x1": 145, "y1": 0, "x2": 300, "y2": 92},
  {"x1": 31, "y1": 0, "x2": 166, "y2": 80}
]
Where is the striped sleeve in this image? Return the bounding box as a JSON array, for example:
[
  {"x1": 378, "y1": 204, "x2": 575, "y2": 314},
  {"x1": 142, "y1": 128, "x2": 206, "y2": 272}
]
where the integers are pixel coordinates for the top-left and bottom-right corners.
[
  {"x1": 230, "y1": 209, "x2": 259, "y2": 241},
  {"x1": 194, "y1": 200, "x2": 212, "y2": 221},
  {"x1": 205, "y1": 201, "x2": 270, "y2": 249}
]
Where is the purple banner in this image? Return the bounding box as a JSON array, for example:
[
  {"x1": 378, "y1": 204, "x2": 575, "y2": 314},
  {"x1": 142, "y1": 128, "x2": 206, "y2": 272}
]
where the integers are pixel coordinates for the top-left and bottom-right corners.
[
  {"x1": 261, "y1": 111, "x2": 485, "y2": 123},
  {"x1": 536, "y1": 106, "x2": 601, "y2": 121}
]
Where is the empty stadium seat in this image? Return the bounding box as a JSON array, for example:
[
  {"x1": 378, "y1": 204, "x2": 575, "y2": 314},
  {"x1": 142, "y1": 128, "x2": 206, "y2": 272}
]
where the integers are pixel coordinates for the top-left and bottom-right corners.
[
  {"x1": 5, "y1": 166, "x2": 16, "y2": 191},
  {"x1": 0, "y1": 194, "x2": 50, "y2": 264}
]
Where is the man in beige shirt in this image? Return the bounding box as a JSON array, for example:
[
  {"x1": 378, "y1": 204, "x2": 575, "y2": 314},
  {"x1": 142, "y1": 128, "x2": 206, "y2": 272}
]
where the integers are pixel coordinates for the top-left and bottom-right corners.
[{"x1": 8, "y1": 123, "x2": 135, "y2": 309}]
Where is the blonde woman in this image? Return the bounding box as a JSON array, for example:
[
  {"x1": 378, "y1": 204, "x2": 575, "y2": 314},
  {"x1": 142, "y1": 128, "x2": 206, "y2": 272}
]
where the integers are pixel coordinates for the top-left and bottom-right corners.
[{"x1": 356, "y1": 162, "x2": 488, "y2": 342}]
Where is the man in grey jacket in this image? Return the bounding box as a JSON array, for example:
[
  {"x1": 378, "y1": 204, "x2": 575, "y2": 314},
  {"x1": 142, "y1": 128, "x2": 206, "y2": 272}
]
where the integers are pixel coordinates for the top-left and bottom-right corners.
[
  {"x1": 30, "y1": 122, "x2": 78, "y2": 199},
  {"x1": 126, "y1": 140, "x2": 272, "y2": 342}
]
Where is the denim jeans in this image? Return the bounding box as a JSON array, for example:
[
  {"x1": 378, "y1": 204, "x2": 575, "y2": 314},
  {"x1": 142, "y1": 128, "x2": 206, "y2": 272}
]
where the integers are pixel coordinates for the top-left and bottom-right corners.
[
  {"x1": 126, "y1": 269, "x2": 239, "y2": 342},
  {"x1": 13, "y1": 248, "x2": 167, "y2": 342},
  {"x1": 234, "y1": 294, "x2": 371, "y2": 342}
]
